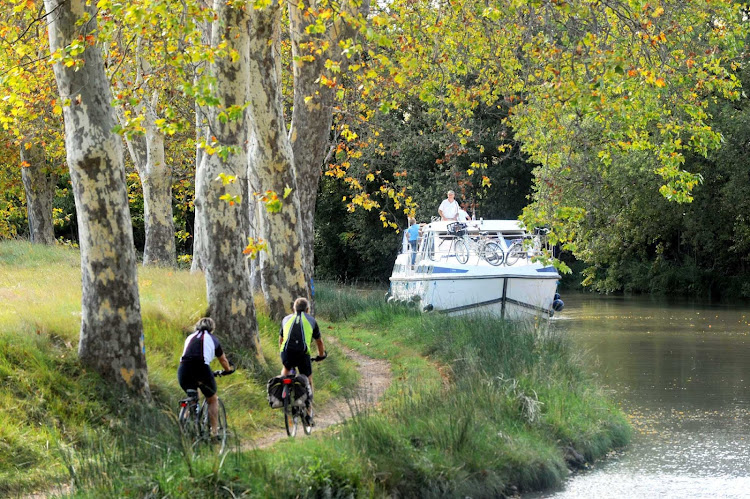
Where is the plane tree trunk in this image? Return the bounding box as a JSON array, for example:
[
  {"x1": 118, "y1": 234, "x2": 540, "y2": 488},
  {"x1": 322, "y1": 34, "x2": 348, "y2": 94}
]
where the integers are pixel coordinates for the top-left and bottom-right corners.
[
  {"x1": 287, "y1": 0, "x2": 370, "y2": 311},
  {"x1": 246, "y1": 1, "x2": 307, "y2": 320},
  {"x1": 20, "y1": 142, "x2": 56, "y2": 245},
  {"x1": 120, "y1": 87, "x2": 176, "y2": 267},
  {"x1": 194, "y1": 0, "x2": 260, "y2": 352},
  {"x1": 44, "y1": 0, "x2": 150, "y2": 397}
]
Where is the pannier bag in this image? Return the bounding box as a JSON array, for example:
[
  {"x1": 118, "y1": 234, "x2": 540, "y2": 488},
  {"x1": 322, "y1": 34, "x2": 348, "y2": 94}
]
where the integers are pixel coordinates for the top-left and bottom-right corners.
[{"x1": 267, "y1": 374, "x2": 312, "y2": 409}]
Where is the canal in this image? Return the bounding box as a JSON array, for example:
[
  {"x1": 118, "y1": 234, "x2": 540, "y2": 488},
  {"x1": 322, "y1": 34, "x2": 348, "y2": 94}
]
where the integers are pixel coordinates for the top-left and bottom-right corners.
[{"x1": 537, "y1": 292, "x2": 750, "y2": 498}]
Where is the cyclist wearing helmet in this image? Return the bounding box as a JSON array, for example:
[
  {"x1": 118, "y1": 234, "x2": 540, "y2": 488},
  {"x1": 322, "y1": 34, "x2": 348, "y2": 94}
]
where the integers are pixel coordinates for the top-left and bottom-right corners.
[
  {"x1": 279, "y1": 297, "x2": 326, "y2": 395},
  {"x1": 177, "y1": 317, "x2": 234, "y2": 439}
]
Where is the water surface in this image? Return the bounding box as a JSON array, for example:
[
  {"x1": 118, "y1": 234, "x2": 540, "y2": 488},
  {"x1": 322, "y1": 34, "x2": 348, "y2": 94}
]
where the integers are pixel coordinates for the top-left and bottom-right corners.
[{"x1": 537, "y1": 293, "x2": 750, "y2": 498}]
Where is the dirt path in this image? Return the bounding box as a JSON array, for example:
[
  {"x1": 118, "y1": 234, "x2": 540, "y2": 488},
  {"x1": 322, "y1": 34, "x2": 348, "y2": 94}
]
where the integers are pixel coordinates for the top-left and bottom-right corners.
[{"x1": 249, "y1": 340, "x2": 391, "y2": 449}]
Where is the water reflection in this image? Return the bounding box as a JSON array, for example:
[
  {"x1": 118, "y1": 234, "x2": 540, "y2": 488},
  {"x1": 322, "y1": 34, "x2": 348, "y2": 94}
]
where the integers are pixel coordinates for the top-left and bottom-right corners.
[{"x1": 535, "y1": 293, "x2": 750, "y2": 498}]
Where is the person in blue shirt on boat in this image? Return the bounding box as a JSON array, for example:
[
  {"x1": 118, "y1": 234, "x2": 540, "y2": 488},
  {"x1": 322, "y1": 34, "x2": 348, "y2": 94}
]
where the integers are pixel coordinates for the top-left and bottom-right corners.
[{"x1": 406, "y1": 217, "x2": 420, "y2": 264}]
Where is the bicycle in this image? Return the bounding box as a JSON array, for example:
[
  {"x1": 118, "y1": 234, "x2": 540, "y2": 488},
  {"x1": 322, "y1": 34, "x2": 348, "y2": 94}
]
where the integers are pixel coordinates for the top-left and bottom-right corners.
[
  {"x1": 505, "y1": 235, "x2": 537, "y2": 266},
  {"x1": 277, "y1": 354, "x2": 327, "y2": 437},
  {"x1": 177, "y1": 369, "x2": 234, "y2": 452},
  {"x1": 449, "y1": 223, "x2": 504, "y2": 266}
]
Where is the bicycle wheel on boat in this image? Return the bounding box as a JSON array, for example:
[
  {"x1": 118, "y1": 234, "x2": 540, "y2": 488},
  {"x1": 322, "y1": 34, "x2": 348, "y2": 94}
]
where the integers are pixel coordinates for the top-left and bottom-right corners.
[
  {"x1": 483, "y1": 241, "x2": 504, "y2": 266},
  {"x1": 454, "y1": 239, "x2": 469, "y2": 264},
  {"x1": 283, "y1": 390, "x2": 298, "y2": 437},
  {"x1": 505, "y1": 242, "x2": 524, "y2": 266}
]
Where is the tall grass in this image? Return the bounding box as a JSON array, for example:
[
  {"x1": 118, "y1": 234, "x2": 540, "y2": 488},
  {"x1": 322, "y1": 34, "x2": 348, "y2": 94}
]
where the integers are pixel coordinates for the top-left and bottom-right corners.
[
  {"x1": 140, "y1": 283, "x2": 628, "y2": 498},
  {"x1": 0, "y1": 242, "x2": 358, "y2": 495}
]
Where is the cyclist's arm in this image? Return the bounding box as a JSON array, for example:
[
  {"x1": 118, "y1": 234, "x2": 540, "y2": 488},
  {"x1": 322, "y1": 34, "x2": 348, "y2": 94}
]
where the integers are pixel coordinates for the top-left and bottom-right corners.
[
  {"x1": 314, "y1": 337, "x2": 325, "y2": 358},
  {"x1": 217, "y1": 353, "x2": 233, "y2": 372}
]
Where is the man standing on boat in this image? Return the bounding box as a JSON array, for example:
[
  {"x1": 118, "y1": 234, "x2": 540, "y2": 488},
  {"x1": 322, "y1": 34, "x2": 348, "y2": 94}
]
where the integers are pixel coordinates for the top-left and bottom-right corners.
[{"x1": 438, "y1": 190, "x2": 459, "y2": 221}]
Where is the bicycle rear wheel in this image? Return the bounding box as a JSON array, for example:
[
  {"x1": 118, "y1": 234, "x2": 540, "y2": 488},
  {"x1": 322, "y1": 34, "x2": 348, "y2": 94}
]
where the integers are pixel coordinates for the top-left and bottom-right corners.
[
  {"x1": 283, "y1": 389, "x2": 298, "y2": 437},
  {"x1": 178, "y1": 404, "x2": 198, "y2": 441},
  {"x1": 483, "y1": 241, "x2": 504, "y2": 266}
]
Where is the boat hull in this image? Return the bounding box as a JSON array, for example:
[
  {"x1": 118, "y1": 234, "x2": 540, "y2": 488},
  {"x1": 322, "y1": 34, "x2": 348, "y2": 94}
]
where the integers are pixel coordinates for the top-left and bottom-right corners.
[{"x1": 388, "y1": 258, "x2": 560, "y2": 320}]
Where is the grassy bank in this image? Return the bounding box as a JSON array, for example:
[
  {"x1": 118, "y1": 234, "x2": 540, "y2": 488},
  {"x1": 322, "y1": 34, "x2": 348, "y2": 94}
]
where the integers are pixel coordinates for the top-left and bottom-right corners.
[
  {"x1": 0, "y1": 241, "x2": 357, "y2": 494},
  {"x1": 0, "y1": 241, "x2": 630, "y2": 497}
]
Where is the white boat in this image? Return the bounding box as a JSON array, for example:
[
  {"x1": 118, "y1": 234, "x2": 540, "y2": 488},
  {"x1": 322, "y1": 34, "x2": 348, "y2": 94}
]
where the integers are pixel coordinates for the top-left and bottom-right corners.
[{"x1": 387, "y1": 220, "x2": 564, "y2": 320}]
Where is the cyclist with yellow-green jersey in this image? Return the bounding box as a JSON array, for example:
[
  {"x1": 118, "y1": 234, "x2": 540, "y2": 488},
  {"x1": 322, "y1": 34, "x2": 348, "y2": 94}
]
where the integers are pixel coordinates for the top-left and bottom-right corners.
[{"x1": 279, "y1": 297, "x2": 326, "y2": 393}]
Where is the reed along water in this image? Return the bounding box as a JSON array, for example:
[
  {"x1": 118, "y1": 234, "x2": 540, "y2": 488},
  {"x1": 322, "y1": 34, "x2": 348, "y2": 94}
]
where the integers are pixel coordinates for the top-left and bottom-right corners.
[{"x1": 533, "y1": 292, "x2": 750, "y2": 498}]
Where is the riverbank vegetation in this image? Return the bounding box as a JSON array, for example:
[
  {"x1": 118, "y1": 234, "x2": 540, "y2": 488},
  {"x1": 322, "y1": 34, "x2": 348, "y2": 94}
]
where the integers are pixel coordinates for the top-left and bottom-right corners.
[{"x1": 1, "y1": 242, "x2": 629, "y2": 497}]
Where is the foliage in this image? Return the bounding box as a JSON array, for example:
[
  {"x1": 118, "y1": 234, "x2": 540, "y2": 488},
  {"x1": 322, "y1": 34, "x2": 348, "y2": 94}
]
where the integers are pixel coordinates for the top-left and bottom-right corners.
[
  {"x1": 0, "y1": 134, "x2": 26, "y2": 239},
  {"x1": 315, "y1": 0, "x2": 750, "y2": 293},
  {"x1": 561, "y1": 62, "x2": 750, "y2": 298},
  {"x1": 315, "y1": 97, "x2": 535, "y2": 282}
]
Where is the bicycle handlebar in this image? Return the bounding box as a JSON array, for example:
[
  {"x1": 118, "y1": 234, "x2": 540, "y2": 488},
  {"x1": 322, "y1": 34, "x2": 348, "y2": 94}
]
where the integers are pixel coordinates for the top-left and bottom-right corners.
[{"x1": 213, "y1": 368, "x2": 236, "y2": 377}]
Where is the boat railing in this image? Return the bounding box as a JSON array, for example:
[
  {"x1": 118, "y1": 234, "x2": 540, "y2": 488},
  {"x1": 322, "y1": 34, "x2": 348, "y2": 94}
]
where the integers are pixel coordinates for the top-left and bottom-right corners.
[{"x1": 423, "y1": 231, "x2": 546, "y2": 266}]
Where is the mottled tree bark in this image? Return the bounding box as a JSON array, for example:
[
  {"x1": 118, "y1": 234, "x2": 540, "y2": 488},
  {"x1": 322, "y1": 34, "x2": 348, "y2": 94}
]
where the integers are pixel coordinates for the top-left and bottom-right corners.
[
  {"x1": 45, "y1": 0, "x2": 150, "y2": 397},
  {"x1": 190, "y1": 101, "x2": 208, "y2": 274},
  {"x1": 287, "y1": 0, "x2": 370, "y2": 311},
  {"x1": 20, "y1": 142, "x2": 56, "y2": 245},
  {"x1": 246, "y1": 1, "x2": 307, "y2": 320},
  {"x1": 121, "y1": 86, "x2": 176, "y2": 266},
  {"x1": 194, "y1": 0, "x2": 260, "y2": 352},
  {"x1": 191, "y1": 6, "x2": 212, "y2": 274}
]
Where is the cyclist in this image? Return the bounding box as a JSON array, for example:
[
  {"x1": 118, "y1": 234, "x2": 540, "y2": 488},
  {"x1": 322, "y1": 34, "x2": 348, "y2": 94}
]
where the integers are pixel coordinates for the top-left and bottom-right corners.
[
  {"x1": 177, "y1": 317, "x2": 234, "y2": 440},
  {"x1": 279, "y1": 297, "x2": 326, "y2": 423}
]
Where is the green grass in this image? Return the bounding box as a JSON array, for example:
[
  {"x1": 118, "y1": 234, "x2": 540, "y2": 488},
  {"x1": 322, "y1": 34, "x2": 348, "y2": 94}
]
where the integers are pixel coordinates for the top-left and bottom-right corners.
[
  {"x1": 0, "y1": 241, "x2": 357, "y2": 495},
  {"x1": 0, "y1": 241, "x2": 630, "y2": 497}
]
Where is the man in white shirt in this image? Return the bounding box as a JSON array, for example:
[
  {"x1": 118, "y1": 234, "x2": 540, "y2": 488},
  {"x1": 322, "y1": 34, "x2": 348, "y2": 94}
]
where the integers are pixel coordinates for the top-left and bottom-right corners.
[{"x1": 438, "y1": 190, "x2": 459, "y2": 221}]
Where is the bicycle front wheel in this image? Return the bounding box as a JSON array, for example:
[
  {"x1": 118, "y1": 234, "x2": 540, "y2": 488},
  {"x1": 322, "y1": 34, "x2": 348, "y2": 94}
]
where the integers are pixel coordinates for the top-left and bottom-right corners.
[
  {"x1": 216, "y1": 399, "x2": 228, "y2": 452},
  {"x1": 454, "y1": 239, "x2": 469, "y2": 264},
  {"x1": 200, "y1": 399, "x2": 229, "y2": 451},
  {"x1": 283, "y1": 390, "x2": 297, "y2": 437},
  {"x1": 505, "y1": 242, "x2": 523, "y2": 266},
  {"x1": 483, "y1": 241, "x2": 504, "y2": 266}
]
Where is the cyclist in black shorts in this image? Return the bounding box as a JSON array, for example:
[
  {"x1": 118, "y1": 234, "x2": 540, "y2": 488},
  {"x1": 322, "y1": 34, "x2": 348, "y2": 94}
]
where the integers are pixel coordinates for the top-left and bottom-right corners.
[
  {"x1": 279, "y1": 297, "x2": 326, "y2": 396},
  {"x1": 178, "y1": 317, "x2": 234, "y2": 438}
]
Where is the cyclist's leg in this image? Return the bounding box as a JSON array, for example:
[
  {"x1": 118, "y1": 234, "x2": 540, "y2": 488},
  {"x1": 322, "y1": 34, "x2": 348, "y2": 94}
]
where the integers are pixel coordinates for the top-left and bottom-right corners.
[
  {"x1": 298, "y1": 355, "x2": 314, "y2": 423},
  {"x1": 205, "y1": 394, "x2": 219, "y2": 436},
  {"x1": 298, "y1": 354, "x2": 313, "y2": 393}
]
